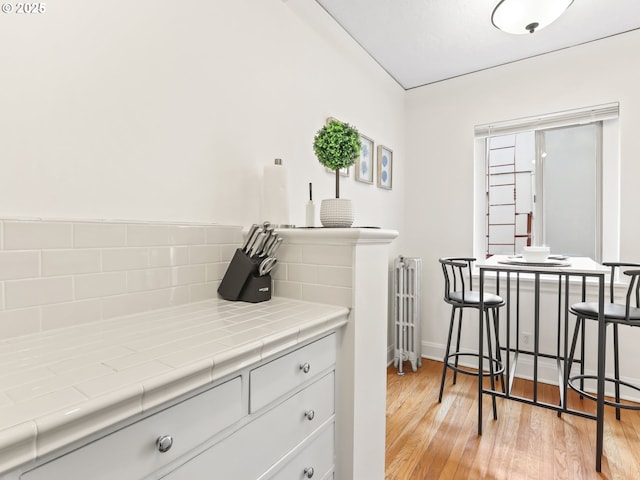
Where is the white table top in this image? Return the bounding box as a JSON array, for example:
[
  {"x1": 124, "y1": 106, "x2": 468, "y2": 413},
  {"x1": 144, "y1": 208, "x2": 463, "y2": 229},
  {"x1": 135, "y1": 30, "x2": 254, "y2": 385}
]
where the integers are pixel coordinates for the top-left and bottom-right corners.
[
  {"x1": 477, "y1": 255, "x2": 609, "y2": 275},
  {"x1": 0, "y1": 297, "x2": 349, "y2": 475}
]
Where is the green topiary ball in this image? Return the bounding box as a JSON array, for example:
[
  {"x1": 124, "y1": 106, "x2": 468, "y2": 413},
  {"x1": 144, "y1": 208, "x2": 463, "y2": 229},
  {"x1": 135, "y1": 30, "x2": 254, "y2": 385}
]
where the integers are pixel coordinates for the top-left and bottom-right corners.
[{"x1": 313, "y1": 120, "x2": 361, "y2": 171}]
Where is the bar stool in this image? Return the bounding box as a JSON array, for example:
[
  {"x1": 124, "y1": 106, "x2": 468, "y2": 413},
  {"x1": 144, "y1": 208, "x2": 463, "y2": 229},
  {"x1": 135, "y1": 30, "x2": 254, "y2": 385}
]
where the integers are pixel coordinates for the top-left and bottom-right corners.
[
  {"x1": 567, "y1": 262, "x2": 640, "y2": 419},
  {"x1": 438, "y1": 257, "x2": 505, "y2": 418}
]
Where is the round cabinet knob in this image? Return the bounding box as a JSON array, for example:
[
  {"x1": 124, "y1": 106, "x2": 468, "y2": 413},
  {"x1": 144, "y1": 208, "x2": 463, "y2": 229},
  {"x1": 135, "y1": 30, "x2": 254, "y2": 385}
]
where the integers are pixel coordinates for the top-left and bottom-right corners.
[
  {"x1": 304, "y1": 466, "x2": 315, "y2": 478},
  {"x1": 156, "y1": 435, "x2": 173, "y2": 453},
  {"x1": 304, "y1": 410, "x2": 315, "y2": 421},
  {"x1": 300, "y1": 362, "x2": 311, "y2": 374}
]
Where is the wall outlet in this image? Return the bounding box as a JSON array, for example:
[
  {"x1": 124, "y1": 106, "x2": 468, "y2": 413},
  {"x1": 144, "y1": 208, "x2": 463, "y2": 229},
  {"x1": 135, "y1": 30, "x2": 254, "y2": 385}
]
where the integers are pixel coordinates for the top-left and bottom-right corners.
[{"x1": 522, "y1": 332, "x2": 531, "y2": 346}]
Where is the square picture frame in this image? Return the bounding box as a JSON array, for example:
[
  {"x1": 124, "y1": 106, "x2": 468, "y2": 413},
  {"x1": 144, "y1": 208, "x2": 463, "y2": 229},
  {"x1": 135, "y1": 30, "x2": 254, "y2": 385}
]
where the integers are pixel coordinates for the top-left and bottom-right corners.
[
  {"x1": 377, "y1": 145, "x2": 393, "y2": 190},
  {"x1": 356, "y1": 133, "x2": 374, "y2": 184}
]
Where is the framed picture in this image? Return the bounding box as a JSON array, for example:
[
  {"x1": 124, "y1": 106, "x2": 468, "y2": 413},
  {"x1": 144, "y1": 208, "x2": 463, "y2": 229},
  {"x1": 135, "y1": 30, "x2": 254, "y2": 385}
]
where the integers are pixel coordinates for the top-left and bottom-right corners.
[
  {"x1": 356, "y1": 133, "x2": 374, "y2": 184},
  {"x1": 326, "y1": 166, "x2": 350, "y2": 177},
  {"x1": 377, "y1": 145, "x2": 393, "y2": 189}
]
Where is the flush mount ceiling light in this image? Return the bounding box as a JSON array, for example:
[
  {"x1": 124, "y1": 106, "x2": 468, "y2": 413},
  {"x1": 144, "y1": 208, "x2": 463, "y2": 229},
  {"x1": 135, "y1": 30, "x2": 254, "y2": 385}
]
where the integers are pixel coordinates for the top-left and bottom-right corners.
[{"x1": 492, "y1": 0, "x2": 574, "y2": 34}]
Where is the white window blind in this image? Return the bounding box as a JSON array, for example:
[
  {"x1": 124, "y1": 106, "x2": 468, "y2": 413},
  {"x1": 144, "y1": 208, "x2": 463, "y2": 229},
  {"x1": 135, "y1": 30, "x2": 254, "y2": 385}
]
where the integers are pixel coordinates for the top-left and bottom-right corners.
[{"x1": 474, "y1": 102, "x2": 619, "y2": 138}]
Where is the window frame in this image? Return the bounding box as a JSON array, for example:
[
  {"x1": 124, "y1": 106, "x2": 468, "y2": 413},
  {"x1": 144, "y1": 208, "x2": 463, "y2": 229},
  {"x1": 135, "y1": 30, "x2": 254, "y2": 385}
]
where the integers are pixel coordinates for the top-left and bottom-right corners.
[{"x1": 473, "y1": 104, "x2": 620, "y2": 263}]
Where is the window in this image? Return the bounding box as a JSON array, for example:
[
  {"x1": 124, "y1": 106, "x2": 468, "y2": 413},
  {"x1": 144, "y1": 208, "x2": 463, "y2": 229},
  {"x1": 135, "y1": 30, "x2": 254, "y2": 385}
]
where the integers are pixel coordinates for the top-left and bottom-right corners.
[
  {"x1": 474, "y1": 103, "x2": 619, "y2": 262},
  {"x1": 485, "y1": 131, "x2": 535, "y2": 256}
]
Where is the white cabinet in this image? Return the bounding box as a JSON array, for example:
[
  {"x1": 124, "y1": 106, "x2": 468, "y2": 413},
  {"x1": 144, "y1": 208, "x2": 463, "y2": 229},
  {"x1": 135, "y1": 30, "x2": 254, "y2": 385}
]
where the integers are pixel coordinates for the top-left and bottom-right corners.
[
  {"x1": 266, "y1": 423, "x2": 334, "y2": 480},
  {"x1": 19, "y1": 333, "x2": 337, "y2": 480},
  {"x1": 163, "y1": 372, "x2": 334, "y2": 479},
  {"x1": 21, "y1": 376, "x2": 243, "y2": 480},
  {"x1": 163, "y1": 333, "x2": 337, "y2": 479},
  {"x1": 250, "y1": 333, "x2": 336, "y2": 412}
]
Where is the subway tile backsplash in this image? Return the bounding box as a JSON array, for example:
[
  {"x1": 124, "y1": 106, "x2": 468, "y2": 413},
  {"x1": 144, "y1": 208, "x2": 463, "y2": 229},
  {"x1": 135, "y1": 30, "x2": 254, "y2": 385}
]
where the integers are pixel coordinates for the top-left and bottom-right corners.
[
  {"x1": 5, "y1": 277, "x2": 74, "y2": 309},
  {"x1": 41, "y1": 249, "x2": 101, "y2": 276},
  {"x1": 73, "y1": 223, "x2": 126, "y2": 248},
  {"x1": 0, "y1": 219, "x2": 355, "y2": 339},
  {"x1": 0, "y1": 219, "x2": 243, "y2": 339},
  {"x1": 272, "y1": 243, "x2": 353, "y2": 308},
  {"x1": 0, "y1": 251, "x2": 40, "y2": 280},
  {"x1": 3, "y1": 221, "x2": 73, "y2": 250}
]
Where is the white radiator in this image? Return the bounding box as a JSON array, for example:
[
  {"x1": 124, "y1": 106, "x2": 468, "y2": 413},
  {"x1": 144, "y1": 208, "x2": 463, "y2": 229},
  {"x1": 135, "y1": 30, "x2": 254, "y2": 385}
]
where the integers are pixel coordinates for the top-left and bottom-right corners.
[{"x1": 393, "y1": 256, "x2": 422, "y2": 374}]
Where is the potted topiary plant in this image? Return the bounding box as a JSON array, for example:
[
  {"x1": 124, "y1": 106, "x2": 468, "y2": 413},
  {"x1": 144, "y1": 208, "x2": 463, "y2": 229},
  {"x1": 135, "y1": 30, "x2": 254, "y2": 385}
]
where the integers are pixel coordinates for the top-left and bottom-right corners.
[{"x1": 313, "y1": 119, "x2": 361, "y2": 227}]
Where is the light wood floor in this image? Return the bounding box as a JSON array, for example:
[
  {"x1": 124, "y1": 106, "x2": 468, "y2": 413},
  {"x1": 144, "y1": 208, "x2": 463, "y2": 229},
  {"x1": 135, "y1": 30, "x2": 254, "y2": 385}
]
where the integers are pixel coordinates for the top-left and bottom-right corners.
[{"x1": 385, "y1": 359, "x2": 640, "y2": 480}]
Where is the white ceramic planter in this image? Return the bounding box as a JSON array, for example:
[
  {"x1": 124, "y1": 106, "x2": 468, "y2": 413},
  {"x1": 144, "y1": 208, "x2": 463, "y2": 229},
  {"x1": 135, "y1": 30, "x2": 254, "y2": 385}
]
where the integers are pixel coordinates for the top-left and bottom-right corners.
[{"x1": 320, "y1": 198, "x2": 354, "y2": 228}]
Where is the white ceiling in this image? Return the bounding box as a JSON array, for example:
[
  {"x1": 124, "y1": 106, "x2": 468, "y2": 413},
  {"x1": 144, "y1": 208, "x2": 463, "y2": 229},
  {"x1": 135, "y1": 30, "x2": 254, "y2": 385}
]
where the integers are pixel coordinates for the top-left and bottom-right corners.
[{"x1": 315, "y1": 0, "x2": 640, "y2": 90}]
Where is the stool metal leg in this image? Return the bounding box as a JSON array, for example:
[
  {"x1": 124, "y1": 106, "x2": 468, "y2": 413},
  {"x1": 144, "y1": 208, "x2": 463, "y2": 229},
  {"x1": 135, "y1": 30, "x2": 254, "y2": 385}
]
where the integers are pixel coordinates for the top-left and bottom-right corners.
[
  {"x1": 439, "y1": 302, "x2": 503, "y2": 417},
  {"x1": 491, "y1": 307, "x2": 506, "y2": 393},
  {"x1": 580, "y1": 317, "x2": 585, "y2": 396},
  {"x1": 613, "y1": 323, "x2": 621, "y2": 420},
  {"x1": 453, "y1": 308, "x2": 463, "y2": 385},
  {"x1": 438, "y1": 306, "x2": 457, "y2": 403},
  {"x1": 485, "y1": 311, "x2": 498, "y2": 420},
  {"x1": 567, "y1": 316, "x2": 585, "y2": 400}
]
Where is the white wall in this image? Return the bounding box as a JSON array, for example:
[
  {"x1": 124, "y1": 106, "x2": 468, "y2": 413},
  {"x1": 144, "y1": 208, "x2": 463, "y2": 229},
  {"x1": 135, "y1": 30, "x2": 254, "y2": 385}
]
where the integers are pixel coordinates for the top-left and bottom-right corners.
[
  {"x1": 6, "y1": 0, "x2": 640, "y2": 387},
  {"x1": 0, "y1": 0, "x2": 405, "y2": 233},
  {"x1": 405, "y1": 30, "x2": 640, "y2": 390}
]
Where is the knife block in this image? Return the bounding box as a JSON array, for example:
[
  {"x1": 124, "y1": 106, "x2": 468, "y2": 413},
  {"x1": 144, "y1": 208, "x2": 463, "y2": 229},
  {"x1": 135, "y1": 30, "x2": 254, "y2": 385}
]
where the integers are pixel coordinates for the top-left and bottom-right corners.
[
  {"x1": 238, "y1": 273, "x2": 272, "y2": 303},
  {"x1": 218, "y1": 249, "x2": 272, "y2": 302}
]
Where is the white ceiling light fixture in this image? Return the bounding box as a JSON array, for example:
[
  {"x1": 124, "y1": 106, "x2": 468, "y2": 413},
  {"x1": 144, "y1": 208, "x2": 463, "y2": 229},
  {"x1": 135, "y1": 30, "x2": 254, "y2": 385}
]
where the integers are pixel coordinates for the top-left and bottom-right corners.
[{"x1": 492, "y1": 0, "x2": 574, "y2": 34}]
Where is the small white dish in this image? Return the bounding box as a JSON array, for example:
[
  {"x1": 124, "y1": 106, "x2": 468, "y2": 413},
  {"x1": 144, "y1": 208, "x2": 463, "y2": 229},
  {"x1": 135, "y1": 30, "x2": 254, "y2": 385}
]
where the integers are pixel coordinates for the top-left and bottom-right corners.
[
  {"x1": 510, "y1": 254, "x2": 568, "y2": 261},
  {"x1": 522, "y1": 246, "x2": 550, "y2": 263}
]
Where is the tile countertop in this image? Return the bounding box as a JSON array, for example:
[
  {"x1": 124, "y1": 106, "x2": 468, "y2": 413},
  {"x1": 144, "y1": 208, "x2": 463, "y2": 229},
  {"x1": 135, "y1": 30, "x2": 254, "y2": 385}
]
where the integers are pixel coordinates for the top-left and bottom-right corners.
[{"x1": 0, "y1": 297, "x2": 349, "y2": 474}]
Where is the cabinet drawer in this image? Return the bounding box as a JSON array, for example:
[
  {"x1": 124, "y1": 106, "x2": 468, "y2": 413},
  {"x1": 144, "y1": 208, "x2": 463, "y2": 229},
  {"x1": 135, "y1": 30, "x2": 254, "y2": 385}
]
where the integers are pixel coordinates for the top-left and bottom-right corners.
[
  {"x1": 162, "y1": 372, "x2": 334, "y2": 480},
  {"x1": 250, "y1": 333, "x2": 336, "y2": 412},
  {"x1": 22, "y1": 376, "x2": 243, "y2": 480},
  {"x1": 266, "y1": 423, "x2": 334, "y2": 480}
]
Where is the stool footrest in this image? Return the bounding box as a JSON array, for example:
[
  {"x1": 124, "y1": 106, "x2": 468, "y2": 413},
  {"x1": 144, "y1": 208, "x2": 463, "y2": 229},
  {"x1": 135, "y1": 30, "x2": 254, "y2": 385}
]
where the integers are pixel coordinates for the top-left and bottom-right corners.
[
  {"x1": 568, "y1": 374, "x2": 640, "y2": 411},
  {"x1": 445, "y1": 352, "x2": 504, "y2": 377}
]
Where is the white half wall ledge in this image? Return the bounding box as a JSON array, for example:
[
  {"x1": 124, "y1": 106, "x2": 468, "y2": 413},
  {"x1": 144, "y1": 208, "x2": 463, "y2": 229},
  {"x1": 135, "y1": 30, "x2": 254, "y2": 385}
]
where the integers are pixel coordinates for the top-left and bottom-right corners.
[
  {"x1": 270, "y1": 227, "x2": 399, "y2": 480},
  {"x1": 271, "y1": 227, "x2": 400, "y2": 245}
]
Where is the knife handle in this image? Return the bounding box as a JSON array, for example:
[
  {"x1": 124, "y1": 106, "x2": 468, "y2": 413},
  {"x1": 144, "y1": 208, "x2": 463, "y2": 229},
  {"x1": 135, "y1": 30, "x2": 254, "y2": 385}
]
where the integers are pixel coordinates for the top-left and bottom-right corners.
[
  {"x1": 267, "y1": 237, "x2": 283, "y2": 257},
  {"x1": 250, "y1": 233, "x2": 266, "y2": 257},
  {"x1": 260, "y1": 233, "x2": 277, "y2": 257},
  {"x1": 244, "y1": 228, "x2": 262, "y2": 254},
  {"x1": 241, "y1": 224, "x2": 259, "y2": 252}
]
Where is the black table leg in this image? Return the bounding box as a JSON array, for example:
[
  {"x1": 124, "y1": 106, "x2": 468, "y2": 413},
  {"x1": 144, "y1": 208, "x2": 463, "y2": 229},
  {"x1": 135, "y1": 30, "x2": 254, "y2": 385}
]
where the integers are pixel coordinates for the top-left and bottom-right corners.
[
  {"x1": 478, "y1": 269, "x2": 484, "y2": 435},
  {"x1": 596, "y1": 274, "x2": 605, "y2": 472}
]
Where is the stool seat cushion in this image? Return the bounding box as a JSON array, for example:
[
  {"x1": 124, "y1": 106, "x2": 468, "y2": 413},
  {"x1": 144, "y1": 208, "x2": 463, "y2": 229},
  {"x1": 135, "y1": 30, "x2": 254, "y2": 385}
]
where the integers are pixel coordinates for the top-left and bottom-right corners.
[
  {"x1": 449, "y1": 290, "x2": 504, "y2": 307},
  {"x1": 570, "y1": 301, "x2": 640, "y2": 323}
]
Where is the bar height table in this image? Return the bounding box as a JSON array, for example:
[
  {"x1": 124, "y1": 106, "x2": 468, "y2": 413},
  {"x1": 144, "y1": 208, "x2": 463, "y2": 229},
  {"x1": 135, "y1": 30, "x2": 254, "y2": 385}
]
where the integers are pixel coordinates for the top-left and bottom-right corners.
[{"x1": 476, "y1": 255, "x2": 608, "y2": 472}]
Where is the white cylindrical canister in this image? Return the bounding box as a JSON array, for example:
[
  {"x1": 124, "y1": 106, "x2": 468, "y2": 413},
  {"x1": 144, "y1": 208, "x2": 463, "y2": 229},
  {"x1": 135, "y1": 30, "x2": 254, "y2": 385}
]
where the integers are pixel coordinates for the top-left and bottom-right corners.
[
  {"x1": 262, "y1": 158, "x2": 292, "y2": 227},
  {"x1": 305, "y1": 201, "x2": 315, "y2": 227}
]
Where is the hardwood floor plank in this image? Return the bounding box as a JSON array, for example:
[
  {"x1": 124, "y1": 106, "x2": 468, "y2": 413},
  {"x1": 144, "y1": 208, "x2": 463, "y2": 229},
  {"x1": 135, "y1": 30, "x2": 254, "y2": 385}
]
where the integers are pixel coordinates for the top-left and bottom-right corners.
[{"x1": 386, "y1": 359, "x2": 640, "y2": 480}]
